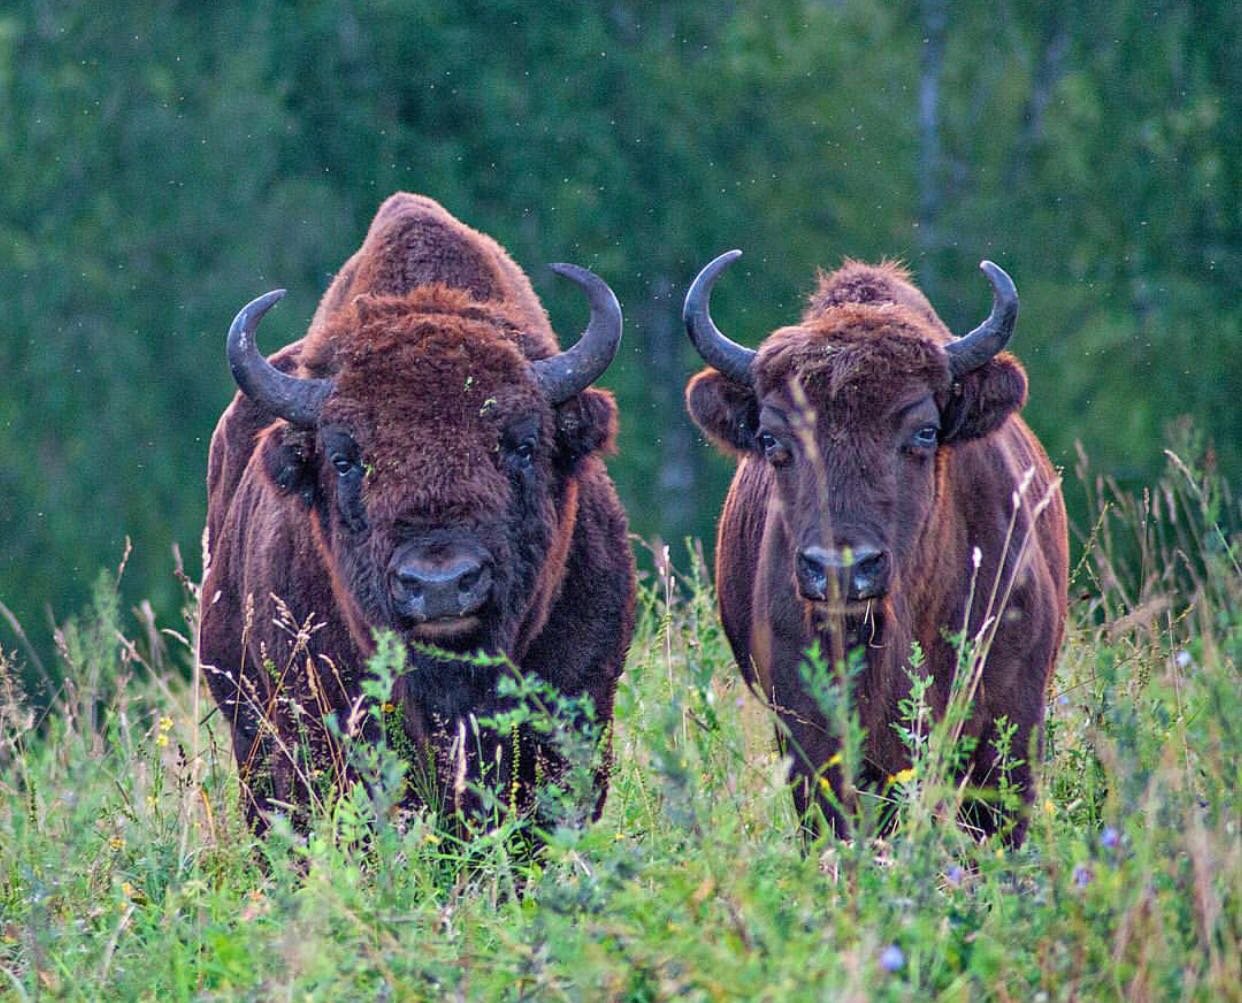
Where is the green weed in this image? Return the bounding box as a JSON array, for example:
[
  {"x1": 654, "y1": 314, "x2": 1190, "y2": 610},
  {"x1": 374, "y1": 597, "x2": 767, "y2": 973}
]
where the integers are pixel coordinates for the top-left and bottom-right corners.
[{"x1": 0, "y1": 445, "x2": 1237, "y2": 1000}]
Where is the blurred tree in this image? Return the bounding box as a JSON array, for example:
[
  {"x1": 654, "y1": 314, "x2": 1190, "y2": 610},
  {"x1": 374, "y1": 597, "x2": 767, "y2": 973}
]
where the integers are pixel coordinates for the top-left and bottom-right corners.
[{"x1": 0, "y1": 0, "x2": 1236, "y2": 681}]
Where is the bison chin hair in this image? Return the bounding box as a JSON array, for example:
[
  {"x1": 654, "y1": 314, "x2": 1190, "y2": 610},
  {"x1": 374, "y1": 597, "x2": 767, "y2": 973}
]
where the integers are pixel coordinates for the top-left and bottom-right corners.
[{"x1": 803, "y1": 597, "x2": 888, "y2": 656}]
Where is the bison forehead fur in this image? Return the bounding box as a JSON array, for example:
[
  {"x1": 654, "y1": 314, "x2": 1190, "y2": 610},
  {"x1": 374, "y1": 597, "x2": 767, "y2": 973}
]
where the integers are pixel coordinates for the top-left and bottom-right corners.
[
  {"x1": 685, "y1": 257, "x2": 1067, "y2": 848},
  {"x1": 200, "y1": 193, "x2": 635, "y2": 835}
]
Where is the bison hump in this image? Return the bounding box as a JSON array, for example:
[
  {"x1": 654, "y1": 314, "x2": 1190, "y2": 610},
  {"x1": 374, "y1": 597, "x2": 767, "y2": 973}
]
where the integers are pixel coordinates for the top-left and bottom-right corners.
[{"x1": 350, "y1": 194, "x2": 531, "y2": 302}]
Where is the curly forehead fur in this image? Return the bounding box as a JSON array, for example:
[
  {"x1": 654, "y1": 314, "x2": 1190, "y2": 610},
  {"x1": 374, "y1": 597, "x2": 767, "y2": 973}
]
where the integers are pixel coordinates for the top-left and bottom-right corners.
[
  {"x1": 303, "y1": 284, "x2": 542, "y2": 376},
  {"x1": 757, "y1": 302, "x2": 952, "y2": 406},
  {"x1": 315, "y1": 292, "x2": 549, "y2": 522},
  {"x1": 805, "y1": 258, "x2": 950, "y2": 337}
]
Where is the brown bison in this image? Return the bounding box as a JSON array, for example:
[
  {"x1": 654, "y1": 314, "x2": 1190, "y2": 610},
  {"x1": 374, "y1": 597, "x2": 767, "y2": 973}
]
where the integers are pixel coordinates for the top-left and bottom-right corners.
[
  {"x1": 684, "y1": 251, "x2": 1067, "y2": 845},
  {"x1": 198, "y1": 193, "x2": 635, "y2": 832}
]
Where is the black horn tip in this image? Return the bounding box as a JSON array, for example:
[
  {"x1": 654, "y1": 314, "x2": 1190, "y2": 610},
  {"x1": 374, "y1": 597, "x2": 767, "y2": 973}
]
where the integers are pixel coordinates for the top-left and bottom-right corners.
[
  {"x1": 979, "y1": 260, "x2": 1018, "y2": 313},
  {"x1": 682, "y1": 249, "x2": 743, "y2": 325},
  {"x1": 533, "y1": 262, "x2": 624, "y2": 403},
  {"x1": 547, "y1": 261, "x2": 586, "y2": 280},
  {"x1": 238, "y1": 288, "x2": 287, "y2": 326},
  {"x1": 946, "y1": 260, "x2": 1021, "y2": 376},
  {"x1": 683, "y1": 249, "x2": 755, "y2": 386},
  {"x1": 548, "y1": 262, "x2": 622, "y2": 315},
  {"x1": 227, "y1": 287, "x2": 331, "y2": 427}
]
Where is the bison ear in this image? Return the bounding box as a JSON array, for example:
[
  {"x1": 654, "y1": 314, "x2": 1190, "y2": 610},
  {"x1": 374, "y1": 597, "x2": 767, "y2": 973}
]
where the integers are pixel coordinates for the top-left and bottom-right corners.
[
  {"x1": 941, "y1": 354, "x2": 1028, "y2": 444},
  {"x1": 259, "y1": 426, "x2": 319, "y2": 507},
  {"x1": 554, "y1": 387, "x2": 618, "y2": 470},
  {"x1": 685, "y1": 369, "x2": 759, "y2": 456}
]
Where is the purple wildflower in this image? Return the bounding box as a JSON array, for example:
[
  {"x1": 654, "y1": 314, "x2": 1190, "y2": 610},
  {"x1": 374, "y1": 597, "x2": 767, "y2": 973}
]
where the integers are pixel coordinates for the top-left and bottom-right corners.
[
  {"x1": 879, "y1": 944, "x2": 905, "y2": 972},
  {"x1": 1099, "y1": 826, "x2": 1120, "y2": 850},
  {"x1": 945, "y1": 865, "x2": 965, "y2": 887},
  {"x1": 1073, "y1": 864, "x2": 1093, "y2": 888}
]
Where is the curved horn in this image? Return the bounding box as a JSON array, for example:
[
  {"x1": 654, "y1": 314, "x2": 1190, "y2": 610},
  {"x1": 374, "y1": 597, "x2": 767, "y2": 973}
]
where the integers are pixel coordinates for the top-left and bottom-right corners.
[
  {"x1": 227, "y1": 289, "x2": 332, "y2": 427},
  {"x1": 945, "y1": 261, "x2": 1019, "y2": 377},
  {"x1": 683, "y1": 249, "x2": 756, "y2": 386},
  {"x1": 532, "y1": 263, "x2": 624, "y2": 404}
]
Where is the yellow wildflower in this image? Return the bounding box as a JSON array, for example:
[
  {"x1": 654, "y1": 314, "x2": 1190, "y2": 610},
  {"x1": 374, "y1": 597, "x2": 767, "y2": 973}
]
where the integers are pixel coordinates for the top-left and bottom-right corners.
[
  {"x1": 155, "y1": 733, "x2": 169, "y2": 748},
  {"x1": 158, "y1": 716, "x2": 174, "y2": 732},
  {"x1": 108, "y1": 836, "x2": 125, "y2": 851},
  {"x1": 888, "y1": 767, "x2": 916, "y2": 786}
]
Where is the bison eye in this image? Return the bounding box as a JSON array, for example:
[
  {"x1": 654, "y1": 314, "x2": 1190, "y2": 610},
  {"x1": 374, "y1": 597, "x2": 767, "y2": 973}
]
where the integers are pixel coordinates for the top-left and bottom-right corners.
[
  {"x1": 332, "y1": 455, "x2": 357, "y2": 476},
  {"x1": 509, "y1": 439, "x2": 536, "y2": 466},
  {"x1": 757, "y1": 430, "x2": 791, "y2": 467},
  {"x1": 910, "y1": 425, "x2": 939, "y2": 449}
]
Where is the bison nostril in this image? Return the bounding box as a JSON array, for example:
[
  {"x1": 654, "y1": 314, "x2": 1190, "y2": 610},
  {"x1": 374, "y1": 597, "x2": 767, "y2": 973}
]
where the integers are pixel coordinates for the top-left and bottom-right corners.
[
  {"x1": 848, "y1": 547, "x2": 890, "y2": 599},
  {"x1": 796, "y1": 548, "x2": 830, "y2": 600},
  {"x1": 394, "y1": 569, "x2": 423, "y2": 598},
  {"x1": 855, "y1": 551, "x2": 884, "y2": 576},
  {"x1": 797, "y1": 552, "x2": 824, "y2": 582},
  {"x1": 458, "y1": 569, "x2": 480, "y2": 594}
]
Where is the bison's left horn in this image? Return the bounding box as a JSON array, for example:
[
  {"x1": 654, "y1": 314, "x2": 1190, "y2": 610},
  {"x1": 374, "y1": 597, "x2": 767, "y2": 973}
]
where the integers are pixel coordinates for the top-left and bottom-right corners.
[
  {"x1": 227, "y1": 289, "x2": 333, "y2": 427},
  {"x1": 945, "y1": 261, "x2": 1019, "y2": 377},
  {"x1": 683, "y1": 250, "x2": 757, "y2": 386},
  {"x1": 532, "y1": 263, "x2": 624, "y2": 403}
]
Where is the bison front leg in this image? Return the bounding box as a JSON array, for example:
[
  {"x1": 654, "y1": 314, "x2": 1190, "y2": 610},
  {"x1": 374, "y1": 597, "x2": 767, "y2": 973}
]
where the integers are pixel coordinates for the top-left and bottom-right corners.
[
  {"x1": 516, "y1": 474, "x2": 634, "y2": 825},
  {"x1": 774, "y1": 712, "x2": 853, "y2": 840},
  {"x1": 956, "y1": 710, "x2": 1044, "y2": 847}
]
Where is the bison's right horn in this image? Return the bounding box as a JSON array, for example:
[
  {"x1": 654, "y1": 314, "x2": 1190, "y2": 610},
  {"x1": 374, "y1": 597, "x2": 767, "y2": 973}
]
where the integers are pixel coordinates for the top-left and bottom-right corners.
[
  {"x1": 683, "y1": 249, "x2": 757, "y2": 386},
  {"x1": 532, "y1": 263, "x2": 624, "y2": 404},
  {"x1": 227, "y1": 289, "x2": 332, "y2": 427},
  {"x1": 945, "y1": 261, "x2": 1019, "y2": 377}
]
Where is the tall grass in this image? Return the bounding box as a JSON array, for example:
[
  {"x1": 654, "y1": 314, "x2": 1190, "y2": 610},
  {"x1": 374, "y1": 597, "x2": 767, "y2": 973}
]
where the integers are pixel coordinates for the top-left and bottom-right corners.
[{"x1": 0, "y1": 443, "x2": 1237, "y2": 1000}]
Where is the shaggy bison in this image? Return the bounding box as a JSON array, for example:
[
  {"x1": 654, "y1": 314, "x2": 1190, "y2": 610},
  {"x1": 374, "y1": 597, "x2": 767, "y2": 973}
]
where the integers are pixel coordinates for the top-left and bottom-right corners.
[
  {"x1": 199, "y1": 194, "x2": 635, "y2": 832},
  {"x1": 684, "y1": 251, "x2": 1067, "y2": 844}
]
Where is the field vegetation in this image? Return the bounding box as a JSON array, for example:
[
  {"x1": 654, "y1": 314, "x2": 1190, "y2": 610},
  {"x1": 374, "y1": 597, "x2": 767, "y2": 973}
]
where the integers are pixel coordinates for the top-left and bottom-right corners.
[{"x1": 0, "y1": 441, "x2": 1237, "y2": 1000}]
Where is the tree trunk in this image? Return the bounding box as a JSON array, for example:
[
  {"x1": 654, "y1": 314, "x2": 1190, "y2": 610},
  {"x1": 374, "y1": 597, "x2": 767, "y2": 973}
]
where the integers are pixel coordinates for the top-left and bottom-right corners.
[{"x1": 917, "y1": 0, "x2": 947, "y2": 299}]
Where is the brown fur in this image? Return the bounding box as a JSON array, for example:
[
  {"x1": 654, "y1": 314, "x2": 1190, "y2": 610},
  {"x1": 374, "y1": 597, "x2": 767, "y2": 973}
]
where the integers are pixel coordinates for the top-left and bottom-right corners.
[
  {"x1": 199, "y1": 194, "x2": 635, "y2": 833},
  {"x1": 687, "y1": 261, "x2": 1067, "y2": 846}
]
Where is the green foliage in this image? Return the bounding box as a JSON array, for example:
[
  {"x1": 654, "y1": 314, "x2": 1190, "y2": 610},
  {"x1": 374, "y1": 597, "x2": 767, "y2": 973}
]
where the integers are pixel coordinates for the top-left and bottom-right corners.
[
  {"x1": 1, "y1": 446, "x2": 1238, "y2": 998},
  {"x1": 0, "y1": 0, "x2": 1237, "y2": 675}
]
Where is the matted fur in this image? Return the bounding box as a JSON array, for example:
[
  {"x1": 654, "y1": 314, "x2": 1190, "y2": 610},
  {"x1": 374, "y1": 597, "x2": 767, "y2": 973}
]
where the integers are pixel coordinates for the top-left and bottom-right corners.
[
  {"x1": 199, "y1": 194, "x2": 635, "y2": 833},
  {"x1": 686, "y1": 259, "x2": 1067, "y2": 846}
]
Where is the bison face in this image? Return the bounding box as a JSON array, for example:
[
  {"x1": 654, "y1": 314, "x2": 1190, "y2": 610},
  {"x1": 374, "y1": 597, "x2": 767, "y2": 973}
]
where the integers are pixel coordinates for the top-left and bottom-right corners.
[
  {"x1": 309, "y1": 328, "x2": 555, "y2": 655},
  {"x1": 228, "y1": 267, "x2": 621, "y2": 671},
  {"x1": 684, "y1": 252, "x2": 1028, "y2": 622}
]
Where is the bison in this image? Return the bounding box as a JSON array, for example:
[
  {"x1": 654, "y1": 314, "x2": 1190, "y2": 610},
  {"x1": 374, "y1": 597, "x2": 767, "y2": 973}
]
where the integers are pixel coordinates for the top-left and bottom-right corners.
[
  {"x1": 683, "y1": 251, "x2": 1067, "y2": 845},
  {"x1": 199, "y1": 193, "x2": 635, "y2": 833}
]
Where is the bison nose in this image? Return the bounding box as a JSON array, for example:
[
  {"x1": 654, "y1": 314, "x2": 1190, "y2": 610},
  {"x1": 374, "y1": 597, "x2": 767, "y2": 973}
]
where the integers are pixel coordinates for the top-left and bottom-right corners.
[
  {"x1": 847, "y1": 546, "x2": 890, "y2": 601},
  {"x1": 389, "y1": 555, "x2": 492, "y2": 622},
  {"x1": 796, "y1": 545, "x2": 890, "y2": 603}
]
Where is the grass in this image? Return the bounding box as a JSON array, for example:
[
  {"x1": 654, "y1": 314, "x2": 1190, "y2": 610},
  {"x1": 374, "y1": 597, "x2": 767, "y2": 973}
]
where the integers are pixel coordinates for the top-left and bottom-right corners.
[{"x1": 0, "y1": 442, "x2": 1238, "y2": 1001}]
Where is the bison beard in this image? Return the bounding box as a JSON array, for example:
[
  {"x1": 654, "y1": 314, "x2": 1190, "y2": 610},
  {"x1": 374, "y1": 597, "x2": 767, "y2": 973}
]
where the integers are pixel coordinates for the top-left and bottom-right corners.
[
  {"x1": 684, "y1": 253, "x2": 1068, "y2": 846},
  {"x1": 198, "y1": 193, "x2": 635, "y2": 835}
]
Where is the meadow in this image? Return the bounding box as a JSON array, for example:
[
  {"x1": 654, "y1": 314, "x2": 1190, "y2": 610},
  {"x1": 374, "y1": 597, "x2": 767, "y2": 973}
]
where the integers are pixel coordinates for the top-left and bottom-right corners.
[{"x1": 0, "y1": 442, "x2": 1237, "y2": 1001}]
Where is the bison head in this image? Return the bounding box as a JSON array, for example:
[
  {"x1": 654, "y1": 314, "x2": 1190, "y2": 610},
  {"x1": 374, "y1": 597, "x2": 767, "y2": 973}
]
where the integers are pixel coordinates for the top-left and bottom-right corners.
[
  {"x1": 226, "y1": 266, "x2": 621, "y2": 682},
  {"x1": 685, "y1": 252, "x2": 1027, "y2": 630}
]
